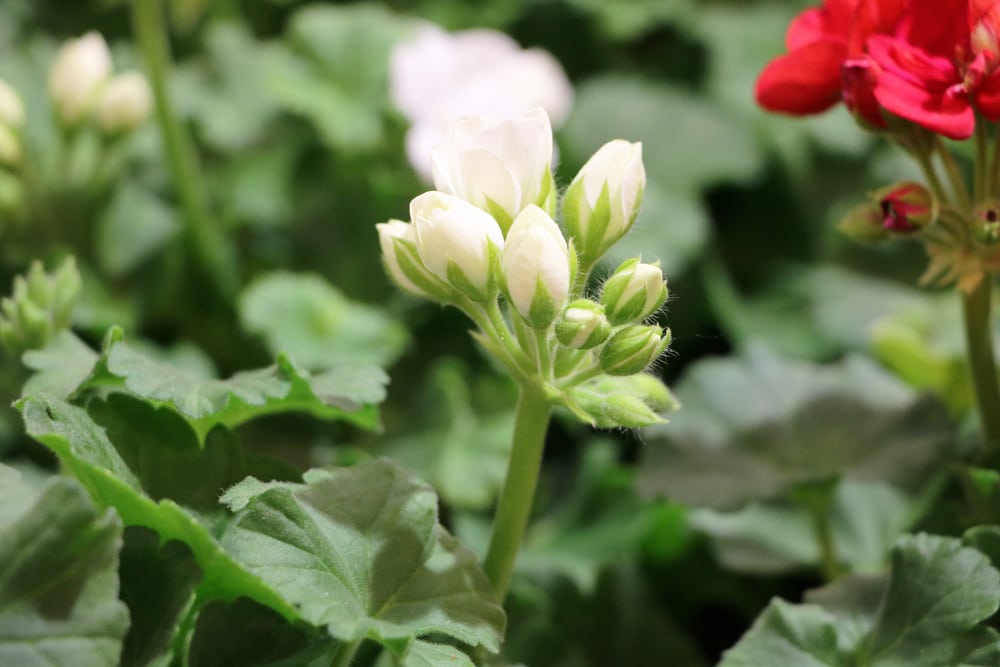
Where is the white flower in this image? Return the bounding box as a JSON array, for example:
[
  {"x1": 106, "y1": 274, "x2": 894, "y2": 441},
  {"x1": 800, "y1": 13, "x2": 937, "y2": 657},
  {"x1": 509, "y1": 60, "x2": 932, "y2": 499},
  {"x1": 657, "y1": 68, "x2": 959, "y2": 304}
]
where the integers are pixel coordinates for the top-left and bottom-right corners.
[
  {"x1": 564, "y1": 140, "x2": 646, "y2": 265},
  {"x1": 501, "y1": 205, "x2": 570, "y2": 328},
  {"x1": 376, "y1": 219, "x2": 433, "y2": 299},
  {"x1": 431, "y1": 109, "x2": 553, "y2": 231},
  {"x1": 390, "y1": 23, "x2": 573, "y2": 181},
  {"x1": 98, "y1": 71, "x2": 153, "y2": 134},
  {"x1": 0, "y1": 124, "x2": 20, "y2": 167},
  {"x1": 410, "y1": 191, "x2": 504, "y2": 301},
  {"x1": 49, "y1": 32, "x2": 113, "y2": 125},
  {"x1": 0, "y1": 79, "x2": 25, "y2": 130},
  {"x1": 600, "y1": 259, "x2": 667, "y2": 325}
]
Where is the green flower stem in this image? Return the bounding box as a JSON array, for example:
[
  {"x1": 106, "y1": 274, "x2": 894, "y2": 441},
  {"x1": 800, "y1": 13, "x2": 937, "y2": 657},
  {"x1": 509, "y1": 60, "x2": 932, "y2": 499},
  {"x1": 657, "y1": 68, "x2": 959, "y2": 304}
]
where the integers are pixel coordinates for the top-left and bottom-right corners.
[
  {"x1": 976, "y1": 117, "x2": 989, "y2": 202},
  {"x1": 534, "y1": 328, "x2": 552, "y2": 380},
  {"x1": 935, "y1": 137, "x2": 972, "y2": 212},
  {"x1": 482, "y1": 382, "x2": 552, "y2": 600},
  {"x1": 131, "y1": 0, "x2": 238, "y2": 301},
  {"x1": 792, "y1": 480, "x2": 840, "y2": 582},
  {"x1": 990, "y1": 123, "x2": 1000, "y2": 198},
  {"x1": 329, "y1": 639, "x2": 361, "y2": 667},
  {"x1": 964, "y1": 277, "x2": 1000, "y2": 459}
]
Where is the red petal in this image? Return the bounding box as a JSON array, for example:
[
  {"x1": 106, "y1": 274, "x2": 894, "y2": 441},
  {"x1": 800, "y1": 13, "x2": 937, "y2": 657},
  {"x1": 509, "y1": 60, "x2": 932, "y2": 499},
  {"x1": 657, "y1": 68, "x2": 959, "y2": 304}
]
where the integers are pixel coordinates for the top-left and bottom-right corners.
[
  {"x1": 848, "y1": 0, "x2": 907, "y2": 55},
  {"x1": 905, "y1": 0, "x2": 970, "y2": 55},
  {"x1": 756, "y1": 40, "x2": 847, "y2": 114},
  {"x1": 976, "y1": 71, "x2": 1000, "y2": 119},
  {"x1": 874, "y1": 67, "x2": 974, "y2": 138},
  {"x1": 787, "y1": 7, "x2": 828, "y2": 50}
]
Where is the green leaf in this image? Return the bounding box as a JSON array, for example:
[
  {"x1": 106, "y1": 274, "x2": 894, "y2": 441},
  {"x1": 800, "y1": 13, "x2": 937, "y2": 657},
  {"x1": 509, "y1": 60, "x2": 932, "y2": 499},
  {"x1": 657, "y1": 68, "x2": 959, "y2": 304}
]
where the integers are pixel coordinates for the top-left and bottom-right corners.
[
  {"x1": 858, "y1": 534, "x2": 1000, "y2": 665},
  {"x1": 21, "y1": 330, "x2": 98, "y2": 399},
  {"x1": 80, "y1": 327, "x2": 386, "y2": 443},
  {"x1": 400, "y1": 641, "x2": 475, "y2": 667},
  {"x1": 562, "y1": 76, "x2": 763, "y2": 197},
  {"x1": 692, "y1": 480, "x2": 926, "y2": 575},
  {"x1": 722, "y1": 534, "x2": 1000, "y2": 667},
  {"x1": 187, "y1": 598, "x2": 334, "y2": 667},
  {"x1": 219, "y1": 459, "x2": 506, "y2": 654},
  {"x1": 639, "y1": 347, "x2": 954, "y2": 510},
  {"x1": 239, "y1": 272, "x2": 408, "y2": 370},
  {"x1": 0, "y1": 464, "x2": 130, "y2": 667},
  {"x1": 17, "y1": 396, "x2": 300, "y2": 622},
  {"x1": 264, "y1": 5, "x2": 414, "y2": 151},
  {"x1": 377, "y1": 361, "x2": 514, "y2": 511},
  {"x1": 96, "y1": 183, "x2": 180, "y2": 277},
  {"x1": 118, "y1": 527, "x2": 202, "y2": 667}
]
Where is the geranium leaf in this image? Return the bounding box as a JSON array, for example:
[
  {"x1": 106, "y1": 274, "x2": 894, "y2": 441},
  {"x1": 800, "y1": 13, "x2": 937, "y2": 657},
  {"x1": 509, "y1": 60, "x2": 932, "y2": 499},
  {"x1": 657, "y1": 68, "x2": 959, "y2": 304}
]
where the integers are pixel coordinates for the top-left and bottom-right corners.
[
  {"x1": 78, "y1": 327, "x2": 386, "y2": 443},
  {"x1": 17, "y1": 396, "x2": 300, "y2": 622},
  {"x1": 238, "y1": 271, "x2": 408, "y2": 370},
  {"x1": 639, "y1": 346, "x2": 954, "y2": 509},
  {"x1": 219, "y1": 459, "x2": 506, "y2": 654},
  {"x1": 0, "y1": 464, "x2": 129, "y2": 667}
]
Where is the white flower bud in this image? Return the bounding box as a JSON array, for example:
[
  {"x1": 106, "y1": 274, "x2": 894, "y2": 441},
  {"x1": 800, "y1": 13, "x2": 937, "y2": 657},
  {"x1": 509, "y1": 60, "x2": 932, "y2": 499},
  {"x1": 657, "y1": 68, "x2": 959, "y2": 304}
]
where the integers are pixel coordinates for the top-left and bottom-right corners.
[
  {"x1": 411, "y1": 190, "x2": 504, "y2": 301},
  {"x1": 431, "y1": 108, "x2": 554, "y2": 232},
  {"x1": 563, "y1": 140, "x2": 645, "y2": 265},
  {"x1": 556, "y1": 300, "x2": 611, "y2": 349},
  {"x1": 0, "y1": 79, "x2": 25, "y2": 130},
  {"x1": 501, "y1": 205, "x2": 570, "y2": 328},
  {"x1": 49, "y1": 32, "x2": 113, "y2": 125},
  {"x1": 98, "y1": 71, "x2": 153, "y2": 134},
  {"x1": 600, "y1": 259, "x2": 668, "y2": 325}
]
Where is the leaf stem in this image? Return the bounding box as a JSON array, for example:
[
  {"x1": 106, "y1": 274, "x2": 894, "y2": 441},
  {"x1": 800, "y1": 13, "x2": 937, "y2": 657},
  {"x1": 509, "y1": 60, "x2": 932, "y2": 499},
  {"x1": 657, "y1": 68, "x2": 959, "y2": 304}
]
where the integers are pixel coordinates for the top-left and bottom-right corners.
[
  {"x1": 482, "y1": 382, "x2": 552, "y2": 600},
  {"x1": 793, "y1": 480, "x2": 840, "y2": 581},
  {"x1": 131, "y1": 0, "x2": 238, "y2": 301},
  {"x1": 964, "y1": 277, "x2": 1000, "y2": 460},
  {"x1": 975, "y1": 116, "x2": 989, "y2": 202}
]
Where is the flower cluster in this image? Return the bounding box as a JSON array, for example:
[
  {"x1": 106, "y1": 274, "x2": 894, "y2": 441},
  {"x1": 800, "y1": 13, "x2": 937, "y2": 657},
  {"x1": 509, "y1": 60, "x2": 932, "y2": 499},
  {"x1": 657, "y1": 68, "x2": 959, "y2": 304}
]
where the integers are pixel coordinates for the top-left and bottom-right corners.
[
  {"x1": 757, "y1": 0, "x2": 1000, "y2": 290},
  {"x1": 389, "y1": 23, "x2": 573, "y2": 181},
  {"x1": 377, "y1": 109, "x2": 674, "y2": 427}
]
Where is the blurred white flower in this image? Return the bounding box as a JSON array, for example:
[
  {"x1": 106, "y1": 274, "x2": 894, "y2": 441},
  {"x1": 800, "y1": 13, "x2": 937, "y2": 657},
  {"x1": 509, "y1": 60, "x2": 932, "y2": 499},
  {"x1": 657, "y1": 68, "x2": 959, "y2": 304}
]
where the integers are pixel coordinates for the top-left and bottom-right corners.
[
  {"x1": 390, "y1": 23, "x2": 573, "y2": 180},
  {"x1": 98, "y1": 71, "x2": 153, "y2": 135},
  {"x1": 49, "y1": 31, "x2": 113, "y2": 125},
  {"x1": 431, "y1": 109, "x2": 553, "y2": 231}
]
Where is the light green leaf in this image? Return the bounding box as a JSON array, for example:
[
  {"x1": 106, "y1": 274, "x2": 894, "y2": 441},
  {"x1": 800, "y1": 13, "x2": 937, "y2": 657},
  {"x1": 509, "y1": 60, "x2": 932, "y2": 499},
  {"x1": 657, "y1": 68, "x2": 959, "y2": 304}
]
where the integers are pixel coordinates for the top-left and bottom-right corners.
[
  {"x1": 219, "y1": 459, "x2": 506, "y2": 654},
  {"x1": 401, "y1": 641, "x2": 475, "y2": 667},
  {"x1": 96, "y1": 183, "x2": 180, "y2": 277},
  {"x1": 80, "y1": 327, "x2": 386, "y2": 443},
  {"x1": 0, "y1": 464, "x2": 129, "y2": 667},
  {"x1": 639, "y1": 347, "x2": 954, "y2": 510},
  {"x1": 17, "y1": 396, "x2": 300, "y2": 622},
  {"x1": 21, "y1": 330, "x2": 98, "y2": 399},
  {"x1": 239, "y1": 272, "x2": 408, "y2": 370},
  {"x1": 377, "y1": 361, "x2": 514, "y2": 511},
  {"x1": 562, "y1": 76, "x2": 763, "y2": 197}
]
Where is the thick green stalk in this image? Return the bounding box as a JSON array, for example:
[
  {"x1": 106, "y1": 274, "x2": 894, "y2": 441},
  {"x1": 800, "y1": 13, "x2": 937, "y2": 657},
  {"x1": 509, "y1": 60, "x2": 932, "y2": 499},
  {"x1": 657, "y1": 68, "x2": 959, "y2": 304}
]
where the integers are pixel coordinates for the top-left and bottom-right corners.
[
  {"x1": 482, "y1": 382, "x2": 552, "y2": 600},
  {"x1": 964, "y1": 277, "x2": 1000, "y2": 458},
  {"x1": 131, "y1": 0, "x2": 237, "y2": 300}
]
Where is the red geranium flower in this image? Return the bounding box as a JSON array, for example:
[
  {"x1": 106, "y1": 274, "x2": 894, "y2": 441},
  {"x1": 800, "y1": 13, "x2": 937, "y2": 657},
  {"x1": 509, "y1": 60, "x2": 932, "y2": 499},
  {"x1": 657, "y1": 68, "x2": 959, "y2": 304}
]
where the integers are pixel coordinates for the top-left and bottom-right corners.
[{"x1": 868, "y1": 0, "x2": 1000, "y2": 138}]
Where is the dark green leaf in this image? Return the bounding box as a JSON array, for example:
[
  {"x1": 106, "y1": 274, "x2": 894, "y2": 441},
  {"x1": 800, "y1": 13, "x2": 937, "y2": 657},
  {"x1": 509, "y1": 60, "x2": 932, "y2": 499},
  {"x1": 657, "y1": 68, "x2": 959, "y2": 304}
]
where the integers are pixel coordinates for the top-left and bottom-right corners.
[
  {"x1": 720, "y1": 599, "x2": 846, "y2": 667},
  {"x1": 119, "y1": 527, "x2": 202, "y2": 667},
  {"x1": 80, "y1": 327, "x2": 386, "y2": 442},
  {"x1": 220, "y1": 459, "x2": 506, "y2": 653},
  {"x1": 0, "y1": 464, "x2": 129, "y2": 667},
  {"x1": 639, "y1": 347, "x2": 954, "y2": 509},
  {"x1": 17, "y1": 396, "x2": 299, "y2": 622},
  {"x1": 239, "y1": 272, "x2": 408, "y2": 370}
]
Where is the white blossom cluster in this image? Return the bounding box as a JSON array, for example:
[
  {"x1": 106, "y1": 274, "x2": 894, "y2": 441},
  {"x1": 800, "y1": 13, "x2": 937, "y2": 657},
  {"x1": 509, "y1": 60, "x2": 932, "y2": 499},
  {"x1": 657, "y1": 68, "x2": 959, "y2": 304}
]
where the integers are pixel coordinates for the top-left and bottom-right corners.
[{"x1": 377, "y1": 109, "x2": 671, "y2": 415}]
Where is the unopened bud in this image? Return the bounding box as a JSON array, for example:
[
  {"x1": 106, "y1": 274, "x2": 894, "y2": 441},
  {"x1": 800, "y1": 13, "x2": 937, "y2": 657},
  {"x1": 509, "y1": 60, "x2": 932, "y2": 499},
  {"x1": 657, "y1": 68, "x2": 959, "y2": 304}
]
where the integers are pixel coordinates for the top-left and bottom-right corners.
[
  {"x1": 599, "y1": 324, "x2": 670, "y2": 376},
  {"x1": 873, "y1": 181, "x2": 936, "y2": 233},
  {"x1": 49, "y1": 32, "x2": 112, "y2": 125},
  {"x1": 837, "y1": 202, "x2": 888, "y2": 243},
  {"x1": 502, "y1": 205, "x2": 570, "y2": 328},
  {"x1": 0, "y1": 257, "x2": 82, "y2": 352},
  {"x1": 600, "y1": 259, "x2": 667, "y2": 325},
  {"x1": 0, "y1": 78, "x2": 25, "y2": 130},
  {"x1": 98, "y1": 71, "x2": 153, "y2": 135},
  {"x1": 563, "y1": 139, "x2": 645, "y2": 266},
  {"x1": 556, "y1": 299, "x2": 611, "y2": 349},
  {"x1": 0, "y1": 124, "x2": 21, "y2": 167},
  {"x1": 376, "y1": 219, "x2": 455, "y2": 302},
  {"x1": 974, "y1": 200, "x2": 1000, "y2": 244}
]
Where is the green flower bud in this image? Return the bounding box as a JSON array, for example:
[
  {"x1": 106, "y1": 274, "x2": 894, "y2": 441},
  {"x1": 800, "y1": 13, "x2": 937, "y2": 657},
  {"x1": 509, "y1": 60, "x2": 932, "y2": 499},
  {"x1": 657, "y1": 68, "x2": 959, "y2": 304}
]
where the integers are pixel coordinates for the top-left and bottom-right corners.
[
  {"x1": 837, "y1": 202, "x2": 888, "y2": 243},
  {"x1": 973, "y1": 200, "x2": 1000, "y2": 245},
  {"x1": 502, "y1": 205, "x2": 570, "y2": 328},
  {"x1": 0, "y1": 257, "x2": 82, "y2": 352},
  {"x1": 600, "y1": 258, "x2": 668, "y2": 325},
  {"x1": 555, "y1": 299, "x2": 611, "y2": 349},
  {"x1": 599, "y1": 324, "x2": 670, "y2": 376}
]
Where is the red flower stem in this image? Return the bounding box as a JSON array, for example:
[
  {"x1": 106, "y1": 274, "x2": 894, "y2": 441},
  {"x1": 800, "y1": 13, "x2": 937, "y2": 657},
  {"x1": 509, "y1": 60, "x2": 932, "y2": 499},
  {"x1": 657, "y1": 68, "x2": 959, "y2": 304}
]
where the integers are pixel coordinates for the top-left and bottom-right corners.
[{"x1": 935, "y1": 137, "x2": 972, "y2": 212}]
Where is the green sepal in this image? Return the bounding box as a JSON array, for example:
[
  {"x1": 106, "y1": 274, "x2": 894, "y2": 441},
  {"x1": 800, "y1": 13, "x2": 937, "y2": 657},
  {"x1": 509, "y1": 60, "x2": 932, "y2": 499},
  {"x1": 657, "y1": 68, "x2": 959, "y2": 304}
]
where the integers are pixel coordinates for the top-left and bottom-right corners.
[
  {"x1": 484, "y1": 196, "x2": 514, "y2": 235},
  {"x1": 563, "y1": 373, "x2": 678, "y2": 429},
  {"x1": 390, "y1": 236, "x2": 460, "y2": 303},
  {"x1": 526, "y1": 276, "x2": 559, "y2": 329}
]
